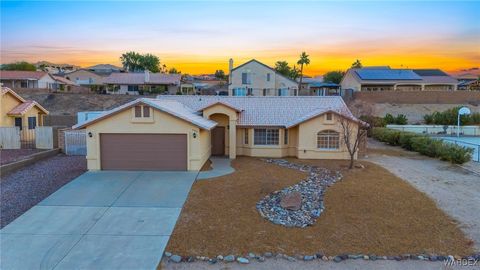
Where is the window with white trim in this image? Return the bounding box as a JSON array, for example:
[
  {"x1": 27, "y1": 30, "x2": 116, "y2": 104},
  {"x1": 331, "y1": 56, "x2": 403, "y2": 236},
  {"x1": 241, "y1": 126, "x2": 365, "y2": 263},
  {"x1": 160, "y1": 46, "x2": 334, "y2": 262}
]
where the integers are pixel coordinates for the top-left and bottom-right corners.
[
  {"x1": 242, "y1": 73, "x2": 251, "y2": 84},
  {"x1": 233, "y1": 88, "x2": 246, "y2": 96},
  {"x1": 134, "y1": 105, "x2": 151, "y2": 118},
  {"x1": 244, "y1": 129, "x2": 249, "y2": 145},
  {"x1": 317, "y1": 130, "x2": 340, "y2": 149},
  {"x1": 284, "y1": 129, "x2": 288, "y2": 144},
  {"x1": 278, "y1": 88, "x2": 289, "y2": 96},
  {"x1": 254, "y1": 129, "x2": 279, "y2": 145}
]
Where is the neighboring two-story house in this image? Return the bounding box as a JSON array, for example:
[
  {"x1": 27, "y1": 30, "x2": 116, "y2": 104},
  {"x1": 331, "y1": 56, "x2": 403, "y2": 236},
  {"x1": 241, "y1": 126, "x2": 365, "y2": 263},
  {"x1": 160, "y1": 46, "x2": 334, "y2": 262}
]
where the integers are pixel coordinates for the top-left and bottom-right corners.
[{"x1": 228, "y1": 59, "x2": 298, "y2": 96}]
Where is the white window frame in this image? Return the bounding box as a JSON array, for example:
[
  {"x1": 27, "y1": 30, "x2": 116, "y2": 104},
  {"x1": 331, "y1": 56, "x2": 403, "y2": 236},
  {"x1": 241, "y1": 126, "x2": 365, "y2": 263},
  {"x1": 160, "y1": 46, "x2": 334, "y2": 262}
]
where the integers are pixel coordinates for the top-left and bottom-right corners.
[
  {"x1": 317, "y1": 130, "x2": 340, "y2": 150},
  {"x1": 284, "y1": 129, "x2": 288, "y2": 144},
  {"x1": 244, "y1": 129, "x2": 249, "y2": 145},
  {"x1": 254, "y1": 128, "x2": 279, "y2": 145}
]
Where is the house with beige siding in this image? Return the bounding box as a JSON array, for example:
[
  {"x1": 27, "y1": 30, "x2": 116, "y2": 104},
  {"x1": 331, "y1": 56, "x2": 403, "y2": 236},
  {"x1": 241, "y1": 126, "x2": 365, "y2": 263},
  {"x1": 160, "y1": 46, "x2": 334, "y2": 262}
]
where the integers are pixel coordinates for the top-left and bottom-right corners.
[
  {"x1": 74, "y1": 96, "x2": 365, "y2": 171},
  {"x1": 228, "y1": 59, "x2": 299, "y2": 96},
  {"x1": 0, "y1": 87, "x2": 49, "y2": 129},
  {"x1": 340, "y1": 67, "x2": 458, "y2": 92}
]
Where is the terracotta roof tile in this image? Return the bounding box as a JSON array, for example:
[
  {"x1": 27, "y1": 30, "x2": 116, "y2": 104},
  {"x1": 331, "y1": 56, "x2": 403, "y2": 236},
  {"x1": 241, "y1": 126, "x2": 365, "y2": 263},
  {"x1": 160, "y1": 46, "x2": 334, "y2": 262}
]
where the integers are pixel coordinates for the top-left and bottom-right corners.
[{"x1": 0, "y1": 71, "x2": 49, "y2": 80}]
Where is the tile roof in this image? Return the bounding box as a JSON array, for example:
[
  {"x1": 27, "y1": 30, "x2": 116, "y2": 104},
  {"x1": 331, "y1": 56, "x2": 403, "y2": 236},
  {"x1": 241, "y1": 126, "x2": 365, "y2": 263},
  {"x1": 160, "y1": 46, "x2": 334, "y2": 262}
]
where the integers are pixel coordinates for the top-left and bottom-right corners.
[
  {"x1": 419, "y1": 75, "x2": 458, "y2": 84},
  {"x1": 103, "y1": 72, "x2": 181, "y2": 85},
  {"x1": 74, "y1": 98, "x2": 217, "y2": 130},
  {"x1": 0, "y1": 71, "x2": 50, "y2": 80},
  {"x1": 7, "y1": 100, "x2": 49, "y2": 116},
  {"x1": 156, "y1": 95, "x2": 362, "y2": 127},
  {"x1": 52, "y1": 75, "x2": 77, "y2": 85}
]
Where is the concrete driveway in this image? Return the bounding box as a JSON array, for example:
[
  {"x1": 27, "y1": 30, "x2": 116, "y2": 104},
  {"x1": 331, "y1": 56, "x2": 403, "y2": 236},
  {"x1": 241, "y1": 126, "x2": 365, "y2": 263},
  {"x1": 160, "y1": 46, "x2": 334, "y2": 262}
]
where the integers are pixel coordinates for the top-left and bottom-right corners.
[{"x1": 0, "y1": 170, "x2": 197, "y2": 270}]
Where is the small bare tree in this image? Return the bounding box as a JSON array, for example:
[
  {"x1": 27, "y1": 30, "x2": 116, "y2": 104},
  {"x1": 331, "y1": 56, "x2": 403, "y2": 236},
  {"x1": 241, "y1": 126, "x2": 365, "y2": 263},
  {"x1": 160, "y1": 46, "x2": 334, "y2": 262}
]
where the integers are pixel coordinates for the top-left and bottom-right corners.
[{"x1": 339, "y1": 116, "x2": 368, "y2": 169}]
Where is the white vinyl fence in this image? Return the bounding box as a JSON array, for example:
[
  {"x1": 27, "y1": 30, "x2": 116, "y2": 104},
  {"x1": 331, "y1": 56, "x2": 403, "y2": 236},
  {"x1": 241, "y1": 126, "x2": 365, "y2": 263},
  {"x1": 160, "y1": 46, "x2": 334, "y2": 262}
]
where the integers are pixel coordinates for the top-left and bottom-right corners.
[
  {"x1": 0, "y1": 127, "x2": 21, "y2": 149},
  {"x1": 35, "y1": 126, "x2": 53, "y2": 149},
  {"x1": 65, "y1": 130, "x2": 87, "y2": 155},
  {"x1": 387, "y1": 125, "x2": 480, "y2": 136}
]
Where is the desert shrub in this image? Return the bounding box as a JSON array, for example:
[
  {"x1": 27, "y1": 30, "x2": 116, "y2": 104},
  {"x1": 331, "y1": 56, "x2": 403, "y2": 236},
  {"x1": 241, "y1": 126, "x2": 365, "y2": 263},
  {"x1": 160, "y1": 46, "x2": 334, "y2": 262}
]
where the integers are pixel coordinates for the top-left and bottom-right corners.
[
  {"x1": 424, "y1": 107, "x2": 480, "y2": 125},
  {"x1": 439, "y1": 144, "x2": 473, "y2": 164},
  {"x1": 398, "y1": 132, "x2": 417, "y2": 151},
  {"x1": 410, "y1": 136, "x2": 443, "y2": 158},
  {"x1": 395, "y1": 114, "x2": 408, "y2": 125},
  {"x1": 359, "y1": 115, "x2": 386, "y2": 128},
  {"x1": 384, "y1": 113, "x2": 395, "y2": 125},
  {"x1": 371, "y1": 128, "x2": 472, "y2": 164}
]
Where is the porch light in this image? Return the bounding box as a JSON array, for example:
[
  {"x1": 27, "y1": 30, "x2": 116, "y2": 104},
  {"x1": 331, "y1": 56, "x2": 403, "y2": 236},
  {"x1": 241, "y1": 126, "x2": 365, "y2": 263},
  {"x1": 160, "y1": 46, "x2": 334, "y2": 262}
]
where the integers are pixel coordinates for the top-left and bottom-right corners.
[
  {"x1": 193, "y1": 132, "x2": 197, "y2": 139},
  {"x1": 88, "y1": 132, "x2": 93, "y2": 138}
]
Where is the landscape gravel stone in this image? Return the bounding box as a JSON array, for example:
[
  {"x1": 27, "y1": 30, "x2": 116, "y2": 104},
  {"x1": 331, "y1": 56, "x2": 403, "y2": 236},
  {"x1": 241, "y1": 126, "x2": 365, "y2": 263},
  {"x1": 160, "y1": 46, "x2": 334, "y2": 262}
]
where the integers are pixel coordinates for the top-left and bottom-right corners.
[
  {"x1": 0, "y1": 154, "x2": 86, "y2": 228},
  {"x1": 256, "y1": 159, "x2": 342, "y2": 227},
  {"x1": 170, "y1": 255, "x2": 182, "y2": 263}
]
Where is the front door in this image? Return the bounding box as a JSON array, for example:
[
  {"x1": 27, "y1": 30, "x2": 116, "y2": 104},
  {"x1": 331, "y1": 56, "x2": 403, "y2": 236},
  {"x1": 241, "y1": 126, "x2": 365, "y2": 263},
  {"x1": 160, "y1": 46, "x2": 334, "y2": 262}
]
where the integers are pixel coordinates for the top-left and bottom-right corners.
[{"x1": 211, "y1": 127, "x2": 225, "y2": 156}]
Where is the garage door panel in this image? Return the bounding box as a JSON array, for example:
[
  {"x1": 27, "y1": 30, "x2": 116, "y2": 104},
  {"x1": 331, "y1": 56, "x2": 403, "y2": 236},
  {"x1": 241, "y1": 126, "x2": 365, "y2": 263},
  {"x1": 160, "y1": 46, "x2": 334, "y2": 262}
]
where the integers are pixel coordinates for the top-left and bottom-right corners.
[{"x1": 100, "y1": 134, "x2": 187, "y2": 171}]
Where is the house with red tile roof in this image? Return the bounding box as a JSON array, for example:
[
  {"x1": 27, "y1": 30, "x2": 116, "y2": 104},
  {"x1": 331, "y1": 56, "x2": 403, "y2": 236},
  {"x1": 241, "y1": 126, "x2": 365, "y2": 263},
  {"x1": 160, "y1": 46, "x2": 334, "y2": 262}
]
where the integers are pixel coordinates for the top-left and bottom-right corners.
[
  {"x1": 0, "y1": 87, "x2": 49, "y2": 129},
  {"x1": 0, "y1": 71, "x2": 57, "y2": 89}
]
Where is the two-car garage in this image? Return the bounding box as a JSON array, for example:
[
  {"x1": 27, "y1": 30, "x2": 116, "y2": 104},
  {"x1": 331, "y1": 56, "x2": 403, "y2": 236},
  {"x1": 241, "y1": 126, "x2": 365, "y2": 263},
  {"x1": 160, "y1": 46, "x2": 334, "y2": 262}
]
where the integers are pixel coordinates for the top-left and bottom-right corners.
[
  {"x1": 99, "y1": 134, "x2": 188, "y2": 171},
  {"x1": 74, "y1": 98, "x2": 217, "y2": 172}
]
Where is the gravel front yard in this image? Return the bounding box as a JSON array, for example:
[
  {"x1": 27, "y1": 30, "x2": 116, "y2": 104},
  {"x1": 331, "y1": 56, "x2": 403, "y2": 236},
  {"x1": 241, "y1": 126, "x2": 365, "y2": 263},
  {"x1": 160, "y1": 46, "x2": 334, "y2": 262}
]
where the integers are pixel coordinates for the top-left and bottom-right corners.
[
  {"x1": 366, "y1": 138, "x2": 480, "y2": 251},
  {"x1": 0, "y1": 149, "x2": 44, "y2": 165},
  {"x1": 0, "y1": 154, "x2": 86, "y2": 228}
]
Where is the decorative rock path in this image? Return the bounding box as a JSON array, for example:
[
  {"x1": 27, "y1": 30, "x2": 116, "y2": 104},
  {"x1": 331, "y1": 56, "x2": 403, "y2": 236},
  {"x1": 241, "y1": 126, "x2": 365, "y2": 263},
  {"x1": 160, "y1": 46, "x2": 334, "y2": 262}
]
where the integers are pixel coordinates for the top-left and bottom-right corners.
[{"x1": 256, "y1": 159, "x2": 342, "y2": 227}]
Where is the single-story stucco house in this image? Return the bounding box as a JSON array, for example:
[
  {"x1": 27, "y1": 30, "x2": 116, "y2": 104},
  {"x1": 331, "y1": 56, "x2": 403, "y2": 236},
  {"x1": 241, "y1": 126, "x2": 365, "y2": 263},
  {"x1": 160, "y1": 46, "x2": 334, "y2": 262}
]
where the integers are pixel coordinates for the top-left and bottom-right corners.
[
  {"x1": 1, "y1": 87, "x2": 49, "y2": 129},
  {"x1": 74, "y1": 96, "x2": 365, "y2": 171}
]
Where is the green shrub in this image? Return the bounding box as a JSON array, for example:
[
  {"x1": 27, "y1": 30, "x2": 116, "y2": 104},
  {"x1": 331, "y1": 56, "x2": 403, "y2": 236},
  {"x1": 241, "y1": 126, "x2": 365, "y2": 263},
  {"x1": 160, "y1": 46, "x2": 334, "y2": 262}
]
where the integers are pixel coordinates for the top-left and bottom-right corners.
[
  {"x1": 424, "y1": 107, "x2": 480, "y2": 125},
  {"x1": 410, "y1": 136, "x2": 443, "y2": 158},
  {"x1": 398, "y1": 132, "x2": 417, "y2": 150},
  {"x1": 371, "y1": 128, "x2": 472, "y2": 164},
  {"x1": 439, "y1": 144, "x2": 473, "y2": 164},
  {"x1": 384, "y1": 113, "x2": 395, "y2": 125},
  {"x1": 395, "y1": 114, "x2": 408, "y2": 125}
]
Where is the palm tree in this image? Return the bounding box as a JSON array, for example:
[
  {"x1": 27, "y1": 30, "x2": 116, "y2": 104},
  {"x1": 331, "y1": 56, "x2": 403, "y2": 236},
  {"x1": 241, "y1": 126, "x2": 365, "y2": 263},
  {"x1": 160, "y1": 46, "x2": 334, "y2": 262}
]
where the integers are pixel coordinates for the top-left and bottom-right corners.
[
  {"x1": 297, "y1": 52, "x2": 310, "y2": 90},
  {"x1": 120, "y1": 51, "x2": 142, "y2": 72}
]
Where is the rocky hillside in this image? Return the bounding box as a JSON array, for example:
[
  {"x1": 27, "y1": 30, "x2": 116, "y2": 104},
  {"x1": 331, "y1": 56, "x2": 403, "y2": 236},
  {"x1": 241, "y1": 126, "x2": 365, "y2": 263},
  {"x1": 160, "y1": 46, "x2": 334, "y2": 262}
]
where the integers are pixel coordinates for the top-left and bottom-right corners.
[
  {"x1": 348, "y1": 99, "x2": 480, "y2": 124},
  {"x1": 18, "y1": 92, "x2": 155, "y2": 116}
]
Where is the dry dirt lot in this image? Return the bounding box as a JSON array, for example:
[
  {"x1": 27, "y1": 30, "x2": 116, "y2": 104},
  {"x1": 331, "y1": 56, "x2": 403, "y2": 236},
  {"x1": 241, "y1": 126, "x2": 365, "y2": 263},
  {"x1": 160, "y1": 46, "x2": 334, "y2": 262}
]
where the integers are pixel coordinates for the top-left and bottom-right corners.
[
  {"x1": 365, "y1": 139, "x2": 480, "y2": 251},
  {"x1": 165, "y1": 157, "x2": 473, "y2": 260}
]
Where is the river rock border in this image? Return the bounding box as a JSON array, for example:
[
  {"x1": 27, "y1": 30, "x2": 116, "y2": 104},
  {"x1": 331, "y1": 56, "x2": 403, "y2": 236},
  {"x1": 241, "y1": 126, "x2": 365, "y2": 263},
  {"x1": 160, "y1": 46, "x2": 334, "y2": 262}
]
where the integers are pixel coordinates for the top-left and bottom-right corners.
[
  {"x1": 164, "y1": 251, "x2": 480, "y2": 265},
  {"x1": 256, "y1": 159, "x2": 342, "y2": 227}
]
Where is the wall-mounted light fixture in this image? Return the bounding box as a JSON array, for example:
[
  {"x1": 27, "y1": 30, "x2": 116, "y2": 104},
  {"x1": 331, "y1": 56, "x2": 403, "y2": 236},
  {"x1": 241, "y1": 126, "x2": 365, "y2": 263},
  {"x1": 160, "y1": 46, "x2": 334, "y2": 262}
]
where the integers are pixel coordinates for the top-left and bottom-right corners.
[
  {"x1": 88, "y1": 132, "x2": 93, "y2": 138},
  {"x1": 192, "y1": 132, "x2": 197, "y2": 139},
  {"x1": 303, "y1": 149, "x2": 306, "y2": 153}
]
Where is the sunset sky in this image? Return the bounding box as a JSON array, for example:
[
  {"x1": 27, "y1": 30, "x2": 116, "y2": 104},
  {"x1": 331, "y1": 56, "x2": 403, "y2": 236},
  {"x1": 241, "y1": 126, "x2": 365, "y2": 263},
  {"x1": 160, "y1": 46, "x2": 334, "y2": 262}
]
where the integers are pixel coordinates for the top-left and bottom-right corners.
[{"x1": 1, "y1": 1, "x2": 479, "y2": 76}]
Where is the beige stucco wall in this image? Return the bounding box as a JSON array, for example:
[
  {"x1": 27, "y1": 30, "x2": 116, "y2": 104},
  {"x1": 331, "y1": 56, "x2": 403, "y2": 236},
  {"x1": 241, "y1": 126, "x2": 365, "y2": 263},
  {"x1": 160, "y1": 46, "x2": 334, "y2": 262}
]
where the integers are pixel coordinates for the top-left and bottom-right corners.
[
  {"x1": 229, "y1": 61, "x2": 298, "y2": 96},
  {"x1": 297, "y1": 113, "x2": 357, "y2": 159},
  {"x1": 65, "y1": 69, "x2": 104, "y2": 85},
  {"x1": 203, "y1": 104, "x2": 238, "y2": 158},
  {"x1": 340, "y1": 70, "x2": 361, "y2": 91},
  {"x1": 84, "y1": 107, "x2": 208, "y2": 171},
  {"x1": 0, "y1": 92, "x2": 44, "y2": 127}
]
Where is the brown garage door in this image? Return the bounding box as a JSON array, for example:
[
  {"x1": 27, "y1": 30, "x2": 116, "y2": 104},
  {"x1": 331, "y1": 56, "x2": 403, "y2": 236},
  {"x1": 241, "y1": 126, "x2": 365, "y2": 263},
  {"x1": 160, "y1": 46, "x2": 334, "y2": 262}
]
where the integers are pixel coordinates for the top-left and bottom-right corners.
[{"x1": 100, "y1": 134, "x2": 187, "y2": 171}]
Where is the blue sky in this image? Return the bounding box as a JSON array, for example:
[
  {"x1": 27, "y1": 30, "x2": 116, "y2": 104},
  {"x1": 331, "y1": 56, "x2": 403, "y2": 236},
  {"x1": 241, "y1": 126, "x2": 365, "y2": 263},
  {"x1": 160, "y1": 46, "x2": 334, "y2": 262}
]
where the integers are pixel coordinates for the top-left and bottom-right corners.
[{"x1": 1, "y1": 1, "x2": 479, "y2": 74}]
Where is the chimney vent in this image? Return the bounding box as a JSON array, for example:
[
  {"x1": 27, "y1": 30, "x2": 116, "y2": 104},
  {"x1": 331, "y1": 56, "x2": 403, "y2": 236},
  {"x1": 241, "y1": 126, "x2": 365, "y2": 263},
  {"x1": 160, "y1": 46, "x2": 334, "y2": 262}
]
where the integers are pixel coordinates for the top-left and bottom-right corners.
[{"x1": 144, "y1": 70, "x2": 150, "y2": 83}]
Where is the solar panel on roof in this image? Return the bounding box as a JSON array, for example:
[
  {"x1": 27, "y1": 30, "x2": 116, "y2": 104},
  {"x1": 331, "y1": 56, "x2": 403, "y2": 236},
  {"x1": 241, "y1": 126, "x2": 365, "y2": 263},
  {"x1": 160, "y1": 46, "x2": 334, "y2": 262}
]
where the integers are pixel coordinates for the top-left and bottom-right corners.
[
  {"x1": 355, "y1": 69, "x2": 422, "y2": 80},
  {"x1": 412, "y1": 69, "x2": 448, "y2": 76}
]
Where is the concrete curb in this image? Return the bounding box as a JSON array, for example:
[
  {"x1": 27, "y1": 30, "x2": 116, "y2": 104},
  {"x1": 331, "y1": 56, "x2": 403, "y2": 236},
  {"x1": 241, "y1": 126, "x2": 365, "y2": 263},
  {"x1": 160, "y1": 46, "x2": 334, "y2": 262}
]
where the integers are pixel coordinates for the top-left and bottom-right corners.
[{"x1": 0, "y1": 148, "x2": 61, "y2": 176}]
